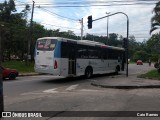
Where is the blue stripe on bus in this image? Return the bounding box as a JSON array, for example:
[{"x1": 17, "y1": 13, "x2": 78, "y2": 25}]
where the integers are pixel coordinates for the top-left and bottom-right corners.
[{"x1": 54, "y1": 41, "x2": 61, "y2": 58}]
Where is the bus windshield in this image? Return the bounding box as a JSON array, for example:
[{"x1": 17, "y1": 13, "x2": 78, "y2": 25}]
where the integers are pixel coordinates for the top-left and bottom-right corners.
[{"x1": 37, "y1": 39, "x2": 57, "y2": 51}]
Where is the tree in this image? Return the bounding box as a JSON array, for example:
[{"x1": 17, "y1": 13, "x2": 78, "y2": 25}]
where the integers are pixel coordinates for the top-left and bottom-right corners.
[
  {"x1": 0, "y1": 0, "x2": 31, "y2": 60},
  {"x1": 150, "y1": 1, "x2": 160, "y2": 33},
  {"x1": 108, "y1": 33, "x2": 119, "y2": 46},
  {"x1": 0, "y1": 0, "x2": 17, "y2": 60},
  {"x1": 147, "y1": 34, "x2": 160, "y2": 61},
  {"x1": 133, "y1": 50, "x2": 149, "y2": 62}
]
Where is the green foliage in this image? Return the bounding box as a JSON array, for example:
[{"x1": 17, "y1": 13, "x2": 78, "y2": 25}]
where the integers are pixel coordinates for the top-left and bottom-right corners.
[
  {"x1": 151, "y1": 1, "x2": 160, "y2": 34},
  {"x1": 138, "y1": 70, "x2": 160, "y2": 80},
  {"x1": 2, "y1": 60, "x2": 34, "y2": 73},
  {"x1": 133, "y1": 50, "x2": 149, "y2": 62}
]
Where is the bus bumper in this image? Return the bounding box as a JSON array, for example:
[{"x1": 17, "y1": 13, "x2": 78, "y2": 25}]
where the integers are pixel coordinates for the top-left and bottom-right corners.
[{"x1": 34, "y1": 65, "x2": 60, "y2": 76}]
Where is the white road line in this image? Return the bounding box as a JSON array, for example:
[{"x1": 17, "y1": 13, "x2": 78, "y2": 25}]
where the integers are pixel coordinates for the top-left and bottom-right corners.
[
  {"x1": 65, "y1": 84, "x2": 79, "y2": 91},
  {"x1": 43, "y1": 88, "x2": 58, "y2": 93},
  {"x1": 21, "y1": 92, "x2": 44, "y2": 95},
  {"x1": 79, "y1": 89, "x2": 99, "y2": 92}
]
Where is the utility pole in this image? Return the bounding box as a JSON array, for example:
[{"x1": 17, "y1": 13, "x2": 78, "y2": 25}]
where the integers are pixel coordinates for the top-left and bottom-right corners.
[
  {"x1": 0, "y1": 24, "x2": 4, "y2": 118},
  {"x1": 80, "y1": 18, "x2": 83, "y2": 40},
  {"x1": 106, "y1": 12, "x2": 110, "y2": 45},
  {"x1": 27, "y1": 1, "x2": 35, "y2": 64}
]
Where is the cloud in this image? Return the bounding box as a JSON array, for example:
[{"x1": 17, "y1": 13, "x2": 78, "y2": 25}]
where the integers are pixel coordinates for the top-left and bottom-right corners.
[{"x1": 24, "y1": 0, "x2": 81, "y2": 34}]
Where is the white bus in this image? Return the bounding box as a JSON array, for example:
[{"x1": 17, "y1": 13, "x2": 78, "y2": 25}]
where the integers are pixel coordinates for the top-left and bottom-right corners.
[{"x1": 34, "y1": 37, "x2": 126, "y2": 78}]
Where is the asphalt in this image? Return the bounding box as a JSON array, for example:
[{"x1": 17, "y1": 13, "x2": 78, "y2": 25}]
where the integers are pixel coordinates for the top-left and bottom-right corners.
[
  {"x1": 18, "y1": 70, "x2": 160, "y2": 89},
  {"x1": 91, "y1": 74, "x2": 160, "y2": 89}
]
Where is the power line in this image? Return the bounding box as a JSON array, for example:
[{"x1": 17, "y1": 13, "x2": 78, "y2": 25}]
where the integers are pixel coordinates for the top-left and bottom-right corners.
[
  {"x1": 15, "y1": 0, "x2": 26, "y2": 4},
  {"x1": 31, "y1": 3, "x2": 156, "y2": 8},
  {"x1": 17, "y1": 0, "x2": 158, "y2": 5},
  {"x1": 2, "y1": 1, "x2": 157, "y2": 9},
  {"x1": 41, "y1": 23, "x2": 80, "y2": 30},
  {"x1": 36, "y1": 6, "x2": 78, "y2": 22},
  {"x1": 13, "y1": 0, "x2": 158, "y2": 7}
]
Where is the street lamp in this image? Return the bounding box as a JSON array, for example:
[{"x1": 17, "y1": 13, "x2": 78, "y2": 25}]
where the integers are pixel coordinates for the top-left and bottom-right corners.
[
  {"x1": 106, "y1": 12, "x2": 110, "y2": 45},
  {"x1": 79, "y1": 18, "x2": 83, "y2": 40}
]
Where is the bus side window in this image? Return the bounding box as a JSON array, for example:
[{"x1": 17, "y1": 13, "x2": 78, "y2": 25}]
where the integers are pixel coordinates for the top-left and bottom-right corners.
[
  {"x1": 61, "y1": 42, "x2": 68, "y2": 58},
  {"x1": 100, "y1": 49, "x2": 107, "y2": 59},
  {"x1": 77, "y1": 44, "x2": 88, "y2": 58}
]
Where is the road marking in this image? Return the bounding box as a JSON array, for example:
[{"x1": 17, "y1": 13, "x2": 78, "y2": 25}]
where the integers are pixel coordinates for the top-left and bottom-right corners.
[
  {"x1": 21, "y1": 92, "x2": 44, "y2": 95},
  {"x1": 79, "y1": 89, "x2": 99, "y2": 92},
  {"x1": 65, "y1": 84, "x2": 79, "y2": 91},
  {"x1": 43, "y1": 88, "x2": 58, "y2": 93}
]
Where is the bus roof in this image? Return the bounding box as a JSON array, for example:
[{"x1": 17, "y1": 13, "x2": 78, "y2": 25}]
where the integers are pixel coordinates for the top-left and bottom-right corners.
[{"x1": 37, "y1": 37, "x2": 125, "y2": 51}]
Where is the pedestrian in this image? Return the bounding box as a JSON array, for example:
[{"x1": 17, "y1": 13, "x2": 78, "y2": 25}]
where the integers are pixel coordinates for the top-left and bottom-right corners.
[{"x1": 149, "y1": 59, "x2": 151, "y2": 66}]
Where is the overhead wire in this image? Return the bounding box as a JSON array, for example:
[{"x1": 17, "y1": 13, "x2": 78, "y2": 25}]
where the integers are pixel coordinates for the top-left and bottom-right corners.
[
  {"x1": 10, "y1": 0, "x2": 158, "y2": 7},
  {"x1": 36, "y1": 6, "x2": 79, "y2": 22},
  {"x1": 41, "y1": 23, "x2": 80, "y2": 30}
]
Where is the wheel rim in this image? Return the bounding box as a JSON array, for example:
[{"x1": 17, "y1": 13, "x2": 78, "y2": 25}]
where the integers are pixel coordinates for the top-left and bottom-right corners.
[
  {"x1": 9, "y1": 74, "x2": 16, "y2": 80},
  {"x1": 86, "y1": 69, "x2": 92, "y2": 78},
  {"x1": 87, "y1": 71, "x2": 91, "y2": 78}
]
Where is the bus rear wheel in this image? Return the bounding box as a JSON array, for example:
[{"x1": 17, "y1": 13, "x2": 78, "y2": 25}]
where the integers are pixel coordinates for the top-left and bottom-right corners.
[{"x1": 85, "y1": 67, "x2": 93, "y2": 79}]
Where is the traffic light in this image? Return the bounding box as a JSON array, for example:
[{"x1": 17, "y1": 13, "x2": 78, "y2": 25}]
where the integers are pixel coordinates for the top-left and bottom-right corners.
[
  {"x1": 123, "y1": 38, "x2": 128, "y2": 48},
  {"x1": 88, "y1": 15, "x2": 92, "y2": 29}
]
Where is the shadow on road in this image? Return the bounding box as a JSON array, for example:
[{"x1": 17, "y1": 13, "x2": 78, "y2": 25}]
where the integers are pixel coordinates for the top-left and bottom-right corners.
[{"x1": 41, "y1": 72, "x2": 122, "y2": 84}]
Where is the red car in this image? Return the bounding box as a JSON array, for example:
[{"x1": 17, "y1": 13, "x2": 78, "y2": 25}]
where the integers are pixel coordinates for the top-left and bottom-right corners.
[
  {"x1": 1, "y1": 66, "x2": 18, "y2": 80},
  {"x1": 136, "y1": 60, "x2": 143, "y2": 65}
]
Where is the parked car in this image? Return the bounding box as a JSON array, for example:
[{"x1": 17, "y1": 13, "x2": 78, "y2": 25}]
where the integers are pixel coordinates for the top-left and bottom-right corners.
[
  {"x1": 136, "y1": 60, "x2": 143, "y2": 65},
  {"x1": 0, "y1": 66, "x2": 18, "y2": 80}
]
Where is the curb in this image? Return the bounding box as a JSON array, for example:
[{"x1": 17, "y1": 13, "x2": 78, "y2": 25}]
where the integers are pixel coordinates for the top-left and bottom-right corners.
[
  {"x1": 18, "y1": 73, "x2": 42, "y2": 77},
  {"x1": 91, "y1": 82, "x2": 160, "y2": 89}
]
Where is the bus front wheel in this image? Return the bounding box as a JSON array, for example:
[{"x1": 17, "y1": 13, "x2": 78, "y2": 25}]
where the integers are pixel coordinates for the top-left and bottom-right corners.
[{"x1": 85, "y1": 67, "x2": 93, "y2": 79}]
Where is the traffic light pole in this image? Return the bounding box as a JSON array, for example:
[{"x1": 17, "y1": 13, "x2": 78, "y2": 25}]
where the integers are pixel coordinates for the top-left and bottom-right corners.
[{"x1": 91, "y1": 12, "x2": 129, "y2": 77}]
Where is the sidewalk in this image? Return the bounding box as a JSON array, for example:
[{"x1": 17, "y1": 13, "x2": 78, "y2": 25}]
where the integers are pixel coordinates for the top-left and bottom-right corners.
[
  {"x1": 18, "y1": 72, "x2": 41, "y2": 77},
  {"x1": 91, "y1": 74, "x2": 160, "y2": 89}
]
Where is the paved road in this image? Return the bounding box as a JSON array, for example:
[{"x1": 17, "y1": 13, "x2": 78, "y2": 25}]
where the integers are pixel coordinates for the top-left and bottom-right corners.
[{"x1": 2, "y1": 63, "x2": 160, "y2": 120}]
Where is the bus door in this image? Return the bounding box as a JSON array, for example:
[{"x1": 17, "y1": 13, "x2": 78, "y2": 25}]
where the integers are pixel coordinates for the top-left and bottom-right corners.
[
  {"x1": 68, "y1": 43, "x2": 76, "y2": 75},
  {"x1": 121, "y1": 51, "x2": 126, "y2": 71}
]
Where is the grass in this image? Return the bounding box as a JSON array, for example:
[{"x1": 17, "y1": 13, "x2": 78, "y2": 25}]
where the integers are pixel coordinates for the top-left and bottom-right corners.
[
  {"x1": 138, "y1": 70, "x2": 160, "y2": 80},
  {"x1": 2, "y1": 60, "x2": 35, "y2": 73}
]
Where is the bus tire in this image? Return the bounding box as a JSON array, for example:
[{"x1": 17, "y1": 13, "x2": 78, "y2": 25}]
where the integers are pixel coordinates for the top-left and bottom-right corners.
[
  {"x1": 85, "y1": 67, "x2": 93, "y2": 79},
  {"x1": 115, "y1": 66, "x2": 120, "y2": 75},
  {"x1": 9, "y1": 73, "x2": 16, "y2": 80}
]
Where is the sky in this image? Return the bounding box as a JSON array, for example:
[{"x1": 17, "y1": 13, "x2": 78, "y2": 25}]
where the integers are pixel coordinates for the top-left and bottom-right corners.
[{"x1": 1, "y1": 0, "x2": 159, "y2": 42}]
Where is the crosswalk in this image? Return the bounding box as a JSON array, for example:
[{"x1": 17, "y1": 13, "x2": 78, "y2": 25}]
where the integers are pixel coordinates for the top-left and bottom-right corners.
[
  {"x1": 65, "y1": 84, "x2": 79, "y2": 91},
  {"x1": 21, "y1": 84, "x2": 102, "y2": 96},
  {"x1": 42, "y1": 84, "x2": 80, "y2": 94}
]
